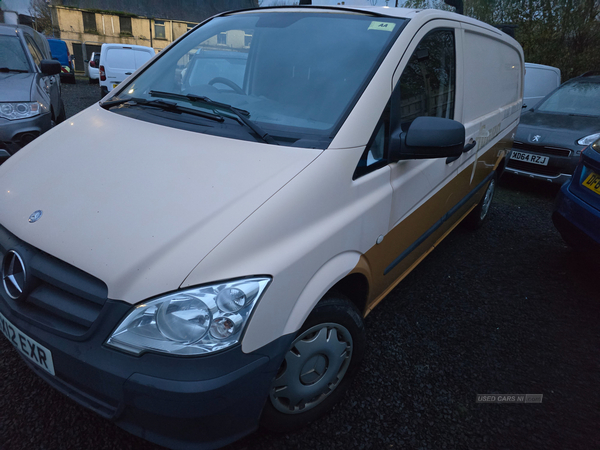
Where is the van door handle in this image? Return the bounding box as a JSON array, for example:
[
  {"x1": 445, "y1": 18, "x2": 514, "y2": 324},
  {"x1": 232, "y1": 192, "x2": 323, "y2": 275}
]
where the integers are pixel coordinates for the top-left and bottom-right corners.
[
  {"x1": 446, "y1": 140, "x2": 477, "y2": 164},
  {"x1": 463, "y1": 140, "x2": 476, "y2": 153},
  {"x1": 125, "y1": 72, "x2": 132, "y2": 75}
]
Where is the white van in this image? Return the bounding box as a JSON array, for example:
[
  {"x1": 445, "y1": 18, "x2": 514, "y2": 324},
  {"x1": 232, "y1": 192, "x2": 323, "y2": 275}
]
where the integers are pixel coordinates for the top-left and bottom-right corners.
[
  {"x1": 99, "y1": 43, "x2": 155, "y2": 96},
  {"x1": 0, "y1": 6, "x2": 523, "y2": 450},
  {"x1": 523, "y1": 62, "x2": 561, "y2": 110}
]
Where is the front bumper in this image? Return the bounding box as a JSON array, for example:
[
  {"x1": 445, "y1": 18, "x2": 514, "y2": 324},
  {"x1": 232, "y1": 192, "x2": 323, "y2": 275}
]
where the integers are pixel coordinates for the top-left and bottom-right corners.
[
  {"x1": 0, "y1": 224, "x2": 292, "y2": 450},
  {"x1": 505, "y1": 144, "x2": 580, "y2": 184},
  {"x1": 1, "y1": 295, "x2": 293, "y2": 450},
  {"x1": 505, "y1": 166, "x2": 572, "y2": 184},
  {"x1": 0, "y1": 112, "x2": 52, "y2": 155}
]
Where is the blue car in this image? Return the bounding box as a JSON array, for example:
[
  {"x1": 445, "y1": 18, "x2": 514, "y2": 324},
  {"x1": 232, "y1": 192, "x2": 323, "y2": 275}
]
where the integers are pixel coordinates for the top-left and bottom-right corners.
[
  {"x1": 553, "y1": 138, "x2": 600, "y2": 255},
  {"x1": 47, "y1": 38, "x2": 76, "y2": 84}
]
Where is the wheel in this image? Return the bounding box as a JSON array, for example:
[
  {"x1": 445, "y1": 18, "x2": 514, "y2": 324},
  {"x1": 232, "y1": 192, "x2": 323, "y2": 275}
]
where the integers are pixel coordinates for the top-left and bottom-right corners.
[
  {"x1": 208, "y1": 77, "x2": 244, "y2": 94},
  {"x1": 261, "y1": 294, "x2": 365, "y2": 433},
  {"x1": 464, "y1": 172, "x2": 497, "y2": 230}
]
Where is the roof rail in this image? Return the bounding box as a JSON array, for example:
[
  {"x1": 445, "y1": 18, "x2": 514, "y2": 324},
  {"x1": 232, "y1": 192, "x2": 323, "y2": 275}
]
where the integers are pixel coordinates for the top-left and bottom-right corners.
[{"x1": 580, "y1": 71, "x2": 600, "y2": 77}]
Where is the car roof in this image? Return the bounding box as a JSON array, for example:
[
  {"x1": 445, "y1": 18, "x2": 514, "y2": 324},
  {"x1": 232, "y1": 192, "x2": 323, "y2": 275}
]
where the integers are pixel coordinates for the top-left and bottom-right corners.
[{"x1": 572, "y1": 73, "x2": 600, "y2": 83}]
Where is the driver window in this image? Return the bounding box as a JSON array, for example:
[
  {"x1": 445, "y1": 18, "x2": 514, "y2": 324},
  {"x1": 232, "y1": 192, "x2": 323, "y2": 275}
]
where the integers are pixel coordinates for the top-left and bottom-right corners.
[
  {"x1": 398, "y1": 29, "x2": 455, "y2": 126},
  {"x1": 354, "y1": 29, "x2": 456, "y2": 179}
]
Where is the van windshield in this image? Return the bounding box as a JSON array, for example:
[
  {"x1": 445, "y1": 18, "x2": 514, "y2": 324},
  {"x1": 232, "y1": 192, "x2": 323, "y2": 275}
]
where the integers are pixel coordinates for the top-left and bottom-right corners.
[{"x1": 106, "y1": 11, "x2": 406, "y2": 147}]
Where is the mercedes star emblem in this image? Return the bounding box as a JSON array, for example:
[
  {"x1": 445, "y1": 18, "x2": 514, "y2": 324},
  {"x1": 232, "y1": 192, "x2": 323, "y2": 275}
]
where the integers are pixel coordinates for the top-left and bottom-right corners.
[
  {"x1": 29, "y1": 210, "x2": 43, "y2": 223},
  {"x1": 2, "y1": 250, "x2": 27, "y2": 300}
]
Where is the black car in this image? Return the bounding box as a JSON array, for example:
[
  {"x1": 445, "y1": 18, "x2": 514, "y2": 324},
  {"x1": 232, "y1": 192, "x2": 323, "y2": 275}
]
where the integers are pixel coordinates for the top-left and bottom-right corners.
[
  {"x1": 0, "y1": 24, "x2": 64, "y2": 163},
  {"x1": 506, "y1": 73, "x2": 600, "y2": 184}
]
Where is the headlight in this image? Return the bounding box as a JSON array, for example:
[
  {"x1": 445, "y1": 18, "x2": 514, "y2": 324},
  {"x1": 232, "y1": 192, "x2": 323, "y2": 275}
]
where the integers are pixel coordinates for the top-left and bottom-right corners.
[
  {"x1": 0, "y1": 102, "x2": 42, "y2": 120},
  {"x1": 106, "y1": 277, "x2": 270, "y2": 356},
  {"x1": 577, "y1": 133, "x2": 600, "y2": 146}
]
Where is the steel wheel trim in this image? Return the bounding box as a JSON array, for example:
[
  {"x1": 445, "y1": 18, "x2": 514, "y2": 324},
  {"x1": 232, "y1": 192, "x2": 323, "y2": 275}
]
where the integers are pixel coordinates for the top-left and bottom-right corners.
[
  {"x1": 269, "y1": 322, "x2": 353, "y2": 414},
  {"x1": 479, "y1": 178, "x2": 496, "y2": 220}
]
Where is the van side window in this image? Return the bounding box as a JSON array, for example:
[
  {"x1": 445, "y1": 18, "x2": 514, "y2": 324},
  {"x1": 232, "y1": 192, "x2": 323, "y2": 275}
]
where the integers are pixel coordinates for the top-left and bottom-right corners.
[
  {"x1": 398, "y1": 29, "x2": 455, "y2": 125},
  {"x1": 354, "y1": 29, "x2": 456, "y2": 179}
]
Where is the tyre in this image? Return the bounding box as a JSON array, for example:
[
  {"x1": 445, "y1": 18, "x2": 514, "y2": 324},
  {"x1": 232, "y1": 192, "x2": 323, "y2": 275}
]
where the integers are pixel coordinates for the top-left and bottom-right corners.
[
  {"x1": 464, "y1": 172, "x2": 497, "y2": 230},
  {"x1": 261, "y1": 294, "x2": 365, "y2": 433}
]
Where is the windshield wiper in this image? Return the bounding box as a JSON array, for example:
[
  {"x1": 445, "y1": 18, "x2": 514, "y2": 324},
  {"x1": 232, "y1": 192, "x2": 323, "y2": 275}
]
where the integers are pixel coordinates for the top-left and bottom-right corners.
[
  {"x1": 100, "y1": 96, "x2": 224, "y2": 122},
  {"x1": 149, "y1": 90, "x2": 278, "y2": 145},
  {"x1": 0, "y1": 67, "x2": 29, "y2": 73}
]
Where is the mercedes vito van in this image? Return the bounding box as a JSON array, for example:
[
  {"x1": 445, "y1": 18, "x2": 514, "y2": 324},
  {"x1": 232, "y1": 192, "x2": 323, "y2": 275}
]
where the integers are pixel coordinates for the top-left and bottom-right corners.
[{"x1": 0, "y1": 6, "x2": 523, "y2": 450}]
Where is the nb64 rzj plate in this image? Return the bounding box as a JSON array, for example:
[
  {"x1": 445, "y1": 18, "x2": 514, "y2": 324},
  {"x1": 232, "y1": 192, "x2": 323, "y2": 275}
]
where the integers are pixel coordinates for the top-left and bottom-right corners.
[{"x1": 0, "y1": 311, "x2": 55, "y2": 375}]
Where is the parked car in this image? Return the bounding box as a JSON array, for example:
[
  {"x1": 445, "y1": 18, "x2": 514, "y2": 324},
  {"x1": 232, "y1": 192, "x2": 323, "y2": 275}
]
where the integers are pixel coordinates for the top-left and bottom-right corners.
[
  {"x1": 0, "y1": 7, "x2": 524, "y2": 450},
  {"x1": 47, "y1": 38, "x2": 76, "y2": 84},
  {"x1": 99, "y1": 43, "x2": 155, "y2": 96},
  {"x1": 506, "y1": 72, "x2": 600, "y2": 183},
  {"x1": 0, "y1": 24, "x2": 64, "y2": 163},
  {"x1": 553, "y1": 138, "x2": 600, "y2": 256},
  {"x1": 523, "y1": 62, "x2": 561, "y2": 110},
  {"x1": 86, "y1": 51, "x2": 100, "y2": 84}
]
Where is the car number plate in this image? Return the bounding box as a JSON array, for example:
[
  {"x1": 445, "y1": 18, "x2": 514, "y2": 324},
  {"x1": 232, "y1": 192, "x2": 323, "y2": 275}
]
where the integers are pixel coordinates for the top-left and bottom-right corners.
[
  {"x1": 510, "y1": 151, "x2": 549, "y2": 166},
  {"x1": 583, "y1": 172, "x2": 600, "y2": 195},
  {"x1": 0, "y1": 311, "x2": 55, "y2": 375}
]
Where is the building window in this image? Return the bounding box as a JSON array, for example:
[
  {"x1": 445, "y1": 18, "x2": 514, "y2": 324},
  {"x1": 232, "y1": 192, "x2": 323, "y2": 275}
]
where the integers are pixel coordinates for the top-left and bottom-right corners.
[
  {"x1": 119, "y1": 16, "x2": 132, "y2": 35},
  {"x1": 154, "y1": 20, "x2": 166, "y2": 39},
  {"x1": 217, "y1": 32, "x2": 227, "y2": 45},
  {"x1": 82, "y1": 11, "x2": 97, "y2": 34}
]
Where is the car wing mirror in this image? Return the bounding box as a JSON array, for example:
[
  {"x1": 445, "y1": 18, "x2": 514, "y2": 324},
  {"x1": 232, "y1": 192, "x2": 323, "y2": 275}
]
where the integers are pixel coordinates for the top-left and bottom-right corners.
[
  {"x1": 40, "y1": 59, "x2": 62, "y2": 76},
  {"x1": 389, "y1": 116, "x2": 465, "y2": 162}
]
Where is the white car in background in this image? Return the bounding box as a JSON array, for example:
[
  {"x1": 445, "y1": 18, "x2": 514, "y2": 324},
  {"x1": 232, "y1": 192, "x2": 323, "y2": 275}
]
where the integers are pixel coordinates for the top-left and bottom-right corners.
[{"x1": 87, "y1": 52, "x2": 100, "y2": 84}]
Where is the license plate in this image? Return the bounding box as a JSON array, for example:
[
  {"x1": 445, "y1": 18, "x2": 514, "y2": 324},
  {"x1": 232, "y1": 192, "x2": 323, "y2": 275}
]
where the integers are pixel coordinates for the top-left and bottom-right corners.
[
  {"x1": 510, "y1": 151, "x2": 549, "y2": 166},
  {"x1": 0, "y1": 311, "x2": 55, "y2": 376},
  {"x1": 583, "y1": 172, "x2": 600, "y2": 195}
]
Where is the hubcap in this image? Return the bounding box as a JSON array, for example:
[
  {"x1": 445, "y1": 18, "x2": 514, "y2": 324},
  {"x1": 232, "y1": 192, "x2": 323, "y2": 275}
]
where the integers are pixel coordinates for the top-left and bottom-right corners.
[
  {"x1": 270, "y1": 323, "x2": 353, "y2": 414},
  {"x1": 479, "y1": 179, "x2": 496, "y2": 220}
]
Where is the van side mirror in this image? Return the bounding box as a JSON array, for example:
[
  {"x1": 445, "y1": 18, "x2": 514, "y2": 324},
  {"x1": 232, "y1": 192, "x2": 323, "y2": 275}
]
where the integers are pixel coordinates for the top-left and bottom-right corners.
[
  {"x1": 40, "y1": 59, "x2": 62, "y2": 76},
  {"x1": 389, "y1": 116, "x2": 465, "y2": 161}
]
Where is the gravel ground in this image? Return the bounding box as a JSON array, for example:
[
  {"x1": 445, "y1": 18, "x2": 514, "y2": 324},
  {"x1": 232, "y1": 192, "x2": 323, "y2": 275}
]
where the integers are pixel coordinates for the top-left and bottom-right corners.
[{"x1": 1, "y1": 77, "x2": 599, "y2": 450}]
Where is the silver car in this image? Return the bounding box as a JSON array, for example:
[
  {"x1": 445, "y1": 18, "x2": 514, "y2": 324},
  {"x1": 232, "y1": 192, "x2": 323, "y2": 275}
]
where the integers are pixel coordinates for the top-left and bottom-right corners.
[
  {"x1": 0, "y1": 24, "x2": 64, "y2": 163},
  {"x1": 506, "y1": 73, "x2": 600, "y2": 184}
]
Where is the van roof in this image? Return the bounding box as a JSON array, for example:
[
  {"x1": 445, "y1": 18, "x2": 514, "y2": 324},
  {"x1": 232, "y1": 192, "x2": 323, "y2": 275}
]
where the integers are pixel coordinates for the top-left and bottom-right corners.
[{"x1": 232, "y1": 6, "x2": 512, "y2": 41}]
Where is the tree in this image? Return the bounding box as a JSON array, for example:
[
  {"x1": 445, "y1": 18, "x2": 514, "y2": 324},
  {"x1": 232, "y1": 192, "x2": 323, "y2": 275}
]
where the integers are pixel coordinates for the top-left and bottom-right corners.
[{"x1": 29, "y1": 0, "x2": 53, "y2": 34}]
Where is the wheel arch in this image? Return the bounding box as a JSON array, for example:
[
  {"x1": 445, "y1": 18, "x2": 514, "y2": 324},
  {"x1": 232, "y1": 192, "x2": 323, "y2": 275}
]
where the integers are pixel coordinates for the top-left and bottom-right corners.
[{"x1": 278, "y1": 251, "x2": 369, "y2": 339}]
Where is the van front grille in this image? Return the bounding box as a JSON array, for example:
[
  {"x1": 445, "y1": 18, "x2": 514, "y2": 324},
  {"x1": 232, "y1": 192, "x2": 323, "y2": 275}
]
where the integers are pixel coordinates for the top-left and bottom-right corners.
[{"x1": 0, "y1": 225, "x2": 108, "y2": 337}]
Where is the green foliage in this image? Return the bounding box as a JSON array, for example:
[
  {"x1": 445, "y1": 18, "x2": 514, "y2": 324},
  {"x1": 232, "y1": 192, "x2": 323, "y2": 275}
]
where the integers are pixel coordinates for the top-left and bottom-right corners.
[{"x1": 402, "y1": 0, "x2": 600, "y2": 80}]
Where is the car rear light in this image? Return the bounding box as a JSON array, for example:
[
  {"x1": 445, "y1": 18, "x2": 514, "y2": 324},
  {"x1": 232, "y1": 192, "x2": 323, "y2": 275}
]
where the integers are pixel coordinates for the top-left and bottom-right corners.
[
  {"x1": 90, "y1": 61, "x2": 95, "y2": 68},
  {"x1": 100, "y1": 65, "x2": 106, "y2": 81}
]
